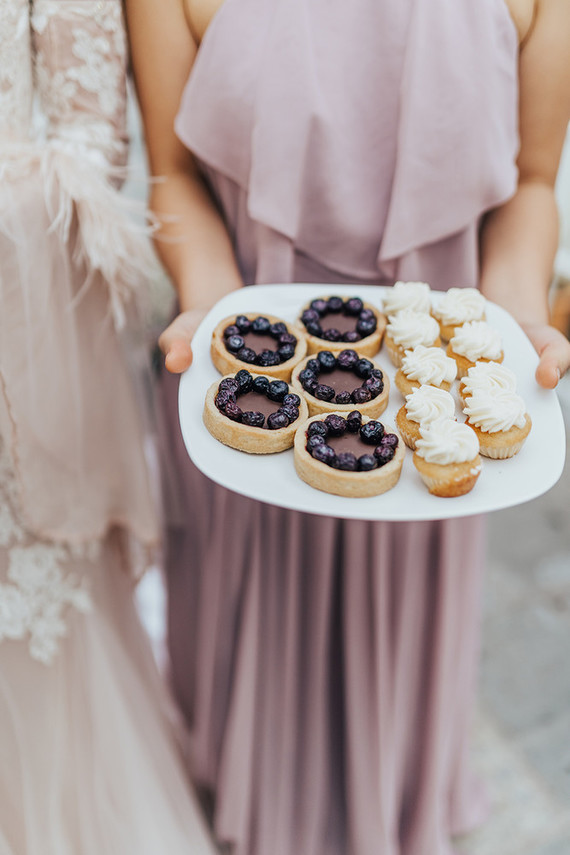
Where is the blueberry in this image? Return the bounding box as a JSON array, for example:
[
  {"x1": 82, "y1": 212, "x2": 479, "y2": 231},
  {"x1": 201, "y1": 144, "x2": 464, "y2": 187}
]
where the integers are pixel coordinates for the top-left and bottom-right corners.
[
  {"x1": 327, "y1": 296, "x2": 344, "y2": 313},
  {"x1": 267, "y1": 380, "x2": 288, "y2": 402},
  {"x1": 215, "y1": 389, "x2": 233, "y2": 411},
  {"x1": 357, "y1": 317, "x2": 377, "y2": 336},
  {"x1": 314, "y1": 384, "x2": 335, "y2": 402},
  {"x1": 224, "y1": 401, "x2": 243, "y2": 422},
  {"x1": 252, "y1": 316, "x2": 271, "y2": 333},
  {"x1": 279, "y1": 333, "x2": 297, "y2": 347},
  {"x1": 267, "y1": 411, "x2": 289, "y2": 430},
  {"x1": 351, "y1": 387, "x2": 372, "y2": 404},
  {"x1": 305, "y1": 377, "x2": 319, "y2": 394},
  {"x1": 360, "y1": 421, "x2": 384, "y2": 445},
  {"x1": 219, "y1": 377, "x2": 239, "y2": 393},
  {"x1": 301, "y1": 309, "x2": 320, "y2": 324},
  {"x1": 322, "y1": 328, "x2": 341, "y2": 342},
  {"x1": 305, "y1": 321, "x2": 323, "y2": 337},
  {"x1": 324, "y1": 414, "x2": 346, "y2": 436},
  {"x1": 336, "y1": 349, "x2": 359, "y2": 370},
  {"x1": 342, "y1": 330, "x2": 361, "y2": 343},
  {"x1": 252, "y1": 375, "x2": 270, "y2": 394},
  {"x1": 357, "y1": 454, "x2": 377, "y2": 471},
  {"x1": 336, "y1": 452, "x2": 358, "y2": 471},
  {"x1": 242, "y1": 411, "x2": 265, "y2": 428},
  {"x1": 307, "y1": 421, "x2": 328, "y2": 438},
  {"x1": 278, "y1": 344, "x2": 296, "y2": 362},
  {"x1": 371, "y1": 368, "x2": 384, "y2": 380},
  {"x1": 280, "y1": 404, "x2": 300, "y2": 423},
  {"x1": 335, "y1": 391, "x2": 352, "y2": 405},
  {"x1": 235, "y1": 315, "x2": 252, "y2": 334},
  {"x1": 345, "y1": 297, "x2": 364, "y2": 315},
  {"x1": 356, "y1": 358, "x2": 374, "y2": 379},
  {"x1": 223, "y1": 324, "x2": 241, "y2": 338},
  {"x1": 364, "y1": 377, "x2": 383, "y2": 397},
  {"x1": 381, "y1": 433, "x2": 399, "y2": 449},
  {"x1": 374, "y1": 445, "x2": 395, "y2": 465},
  {"x1": 226, "y1": 334, "x2": 245, "y2": 353},
  {"x1": 306, "y1": 358, "x2": 321, "y2": 374},
  {"x1": 310, "y1": 299, "x2": 328, "y2": 314},
  {"x1": 359, "y1": 308, "x2": 375, "y2": 320},
  {"x1": 299, "y1": 368, "x2": 317, "y2": 387},
  {"x1": 312, "y1": 444, "x2": 337, "y2": 466},
  {"x1": 270, "y1": 322, "x2": 288, "y2": 337},
  {"x1": 237, "y1": 347, "x2": 257, "y2": 364},
  {"x1": 283, "y1": 393, "x2": 301, "y2": 407},
  {"x1": 317, "y1": 351, "x2": 337, "y2": 372},
  {"x1": 235, "y1": 369, "x2": 253, "y2": 393},
  {"x1": 257, "y1": 350, "x2": 280, "y2": 367},
  {"x1": 307, "y1": 434, "x2": 325, "y2": 453},
  {"x1": 346, "y1": 410, "x2": 362, "y2": 432}
]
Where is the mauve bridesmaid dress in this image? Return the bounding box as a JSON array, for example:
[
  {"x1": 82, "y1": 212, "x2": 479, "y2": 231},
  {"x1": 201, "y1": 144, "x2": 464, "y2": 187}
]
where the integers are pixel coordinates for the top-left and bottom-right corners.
[{"x1": 158, "y1": 1, "x2": 520, "y2": 853}]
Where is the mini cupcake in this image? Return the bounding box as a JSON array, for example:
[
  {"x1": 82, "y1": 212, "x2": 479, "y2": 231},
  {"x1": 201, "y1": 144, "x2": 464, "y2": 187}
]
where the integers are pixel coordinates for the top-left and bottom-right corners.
[
  {"x1": 413, "y1": 419, "x2": 482, "y2": 497},
  {"x1": 432, "y1": 287, "x2": 486, "y2": 341},
  {"x1": 384, "y1": 310, "x2": 441, "y2": 367},
  {"x1": 446, "y1": 321, "x2": 503, "y2": 378},
  {"x1": 463, "y1": 389, "x2": 532, "y2": 459},
  {"x1": 458, "y1": 361, "x2": 517, "y2": 404},
  {"x1": 395, "y1": 344, "x2": 457, "y2": 397},
  {"x1": 382, "y1": 281, "x2": 432, "y2": 316},
  {"x1": 395, "y1": 385, "x2": 456, "y2": 450}
]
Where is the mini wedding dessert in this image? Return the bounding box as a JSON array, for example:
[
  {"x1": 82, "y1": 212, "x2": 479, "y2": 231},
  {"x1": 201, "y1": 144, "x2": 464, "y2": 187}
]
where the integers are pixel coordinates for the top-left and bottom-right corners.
[
  {"x1": 463, "y1": 389, "x2": 532, "y2": 458},
  {"x1": 294, "y1": 411, "x2": 405, "y2": 497},
  {"x1": 382, "y1": 280, "x2": 432, "y2": 315},
  {"x1": 413, "y1": 418, "x2": 482, "y2": 497},
  {"x1": 395, "y1": 385, "x2": 456, "y2": 450},
  {"x1": 291, "y1": 349, "x2": 389, "y2": 417},
  {"x1": 432, "y1": 287, "x2": 486, "y2": 341},
  {"x1": 298, "y1": 295, "x2": 385, "y2": 356},
  {"x1": 204, "y1": 369, "x2": 309, "y2": 453},
  {"x1": 211, "y1": 312, "x2": 307, "y2": 380},
  {"x1": 446, "y1": 320, "x2": 504, "y2": 378},
  {"x1": 384, "y1": 310, "x2": 441, "y2": 367},
  {"x1": 458, "y1": 361, "x2": 517, "y2": 404},
  {"x1": 395, "y1": 344, "x2": 457, "y2": 397}
]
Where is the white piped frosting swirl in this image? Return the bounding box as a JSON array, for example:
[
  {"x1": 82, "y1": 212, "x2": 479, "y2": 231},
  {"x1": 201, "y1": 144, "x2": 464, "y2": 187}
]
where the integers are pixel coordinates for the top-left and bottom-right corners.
[
  {"x1": 416, "y1": 419, "x2": 480, "y2": 464},
  {"x1": 387, "y1": 310, "x2": 440, "y2": 348},
  {"x1": 462, "y1": 362, "x2": 517, "y2": 397},
  {"x1": 402, "y1": 345, "x2": 457, "y2": 386},
  {"x1": 405, "y1": 385, "x2": 456, "y2": 425},
  {"x1": 464, "y1": 390, "x2": 527, "y2": 433},
  {"x1": 433, "y1": 287, "x2": 486, "y2": 325},
  {"x1": 383, "y1": 281, "x2": 432, "y2": 315},
  {"x1": 449, "y1": 321, "x2": 503, "y2": 362}
]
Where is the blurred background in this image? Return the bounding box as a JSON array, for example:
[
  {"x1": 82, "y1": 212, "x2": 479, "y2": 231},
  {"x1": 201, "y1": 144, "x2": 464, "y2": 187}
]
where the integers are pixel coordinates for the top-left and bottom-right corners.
[{"x1": 128, "y1": 97, "x2": 570, "y2": 855}]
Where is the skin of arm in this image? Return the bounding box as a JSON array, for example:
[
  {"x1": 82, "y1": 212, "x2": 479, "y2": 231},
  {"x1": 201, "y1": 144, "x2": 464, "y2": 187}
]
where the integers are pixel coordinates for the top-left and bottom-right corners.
[
  {"x1": 480, "y1": 0, "x2": 570, "y2": 388},
  {"x1": 125, "y1": 0, "x2": 243, "y2": 373}
]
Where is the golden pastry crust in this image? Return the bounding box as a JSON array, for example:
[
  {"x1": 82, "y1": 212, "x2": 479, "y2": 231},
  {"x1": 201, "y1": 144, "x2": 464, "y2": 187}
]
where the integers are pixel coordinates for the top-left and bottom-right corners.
[
  {"x1": 445, "y1": 344, "x2": 504, "y2": 379},
  {"x1": 394, "y1": 368, "x2": 453, "y2": 398},
  {"x1": 211, "y1": 313, "x2": 307, "y2": 380},
  {"x1": 465, "y1": 413, "x2": 532, "y2": 459},
  {"x1": 294, "y1": 414, "x2": 405, "y2": 498},
  {"x1": 395, "y1": 405, "x2": 422, "y2": 450},
  {"x1": 290, "y1": 354, "x2": 390, "y2": 418},
  {"x1": 412, "y1": 452, "x2": 482, "y2": 497},
  {"x1": 203, "y1": 375, "x2": 309, "y2": 453},
  {"x1": 298, "y1": 296, "x2": 386, "y2": 357},
  {"x1": 385, "y1": 331, "x2": 441, "y2": 368}
]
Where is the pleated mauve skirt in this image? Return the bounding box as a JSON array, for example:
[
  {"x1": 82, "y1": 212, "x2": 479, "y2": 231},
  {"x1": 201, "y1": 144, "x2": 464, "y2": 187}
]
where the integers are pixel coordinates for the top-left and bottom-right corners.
[{"x1": 160, "y1": 368, "x2": 489, "y2": 855}]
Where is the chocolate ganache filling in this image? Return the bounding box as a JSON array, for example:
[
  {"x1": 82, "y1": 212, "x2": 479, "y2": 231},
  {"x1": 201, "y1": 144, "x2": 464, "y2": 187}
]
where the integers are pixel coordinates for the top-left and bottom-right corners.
[
  {"x1": 298, "y1": 350, "x2": 384, "y2": 405},
  {"x1": 300, "y1": 296, "x2": 377, "y2": 343},
  {"x1": 223, "y1": 316, "x2": 298, "y2": 367},
  {"x1": 215, "y1": 370, "x2": 301, "y2": 429},
  {"x1": 306, "y1": 413, "x2": 399, "y2": 471}
]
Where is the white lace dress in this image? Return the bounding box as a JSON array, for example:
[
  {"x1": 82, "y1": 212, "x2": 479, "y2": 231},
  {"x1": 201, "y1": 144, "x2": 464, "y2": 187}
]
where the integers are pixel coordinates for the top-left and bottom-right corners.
[{"x1": 0, "y1": 3, "x2": 214, "y2": 853}]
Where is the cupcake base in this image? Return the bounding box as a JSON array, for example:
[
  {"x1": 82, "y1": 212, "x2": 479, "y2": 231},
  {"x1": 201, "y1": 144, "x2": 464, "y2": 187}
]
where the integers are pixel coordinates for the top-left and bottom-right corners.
[
  {"x1": 413, "y1": 453, "x2": 482, "y2": 497},
  {"x1": 466, "y1": 414, "x2": 532, "y2": 459}
]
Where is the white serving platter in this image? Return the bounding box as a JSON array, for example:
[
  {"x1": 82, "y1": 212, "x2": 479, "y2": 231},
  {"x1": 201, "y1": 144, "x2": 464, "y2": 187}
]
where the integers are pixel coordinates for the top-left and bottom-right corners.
[{"x1": 178, "y1": 284, "x2": 566, "y2": 521}]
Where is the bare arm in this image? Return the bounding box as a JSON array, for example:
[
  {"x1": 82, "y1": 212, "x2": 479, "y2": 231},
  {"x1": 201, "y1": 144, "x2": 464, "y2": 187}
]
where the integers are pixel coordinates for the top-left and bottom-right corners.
[
  {"x1": 125, "y1": 0, "x2": 243, "y2": 372},
  {"x1": 480, "y1": 0, "x2": 570, "y2": 388}
]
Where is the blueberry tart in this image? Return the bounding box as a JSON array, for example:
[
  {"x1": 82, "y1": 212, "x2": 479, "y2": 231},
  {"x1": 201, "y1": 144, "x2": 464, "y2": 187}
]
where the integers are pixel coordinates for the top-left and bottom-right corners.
[
  {"x1": 291, "y1": 349, "x2": 390, "y2": 418},
  {"x1": 294, "y1": 412, "x2": 405, "y2": 497},
  {"x1": 298, "y1": 295, "x2": 385, "y2": 357},
  {"x1": 203, "y1": 370, "x2": 309, "y2": 453},
  {"x1": 211, "y1": 313, "x2": 307, "y2": 380}
]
